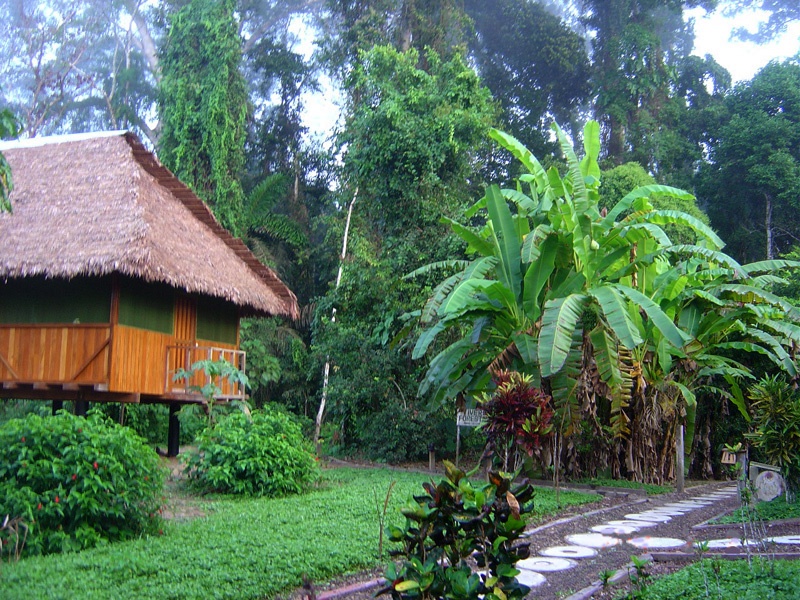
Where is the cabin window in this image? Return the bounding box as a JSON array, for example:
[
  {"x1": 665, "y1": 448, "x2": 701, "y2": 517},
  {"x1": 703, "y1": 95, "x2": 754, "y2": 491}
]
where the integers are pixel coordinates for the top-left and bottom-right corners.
[
  {"x1": 0, "y1": 277, "x2": 111, "y2": 324},
  {"x1": 196, "y1": 296, "x2": 238, "y2": 345},
  {"x1": 117, "y1": 278, "x2": 174, "y2": 334}
]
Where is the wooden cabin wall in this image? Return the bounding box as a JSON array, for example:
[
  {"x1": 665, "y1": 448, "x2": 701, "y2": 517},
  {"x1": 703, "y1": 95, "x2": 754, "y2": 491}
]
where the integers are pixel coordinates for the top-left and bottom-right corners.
[
  {"x1": 0, "y1": 324, "x2": 111, "y2": 385},
  {"x1": 108, "y1": 325, "x2": 172, "y2": 396}
]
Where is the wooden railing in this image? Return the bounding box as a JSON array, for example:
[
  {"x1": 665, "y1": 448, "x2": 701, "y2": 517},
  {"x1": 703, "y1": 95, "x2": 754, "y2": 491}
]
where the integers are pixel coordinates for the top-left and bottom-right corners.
[{"x1": 165, "y1": 344, "x2": 247, "y2": 401}]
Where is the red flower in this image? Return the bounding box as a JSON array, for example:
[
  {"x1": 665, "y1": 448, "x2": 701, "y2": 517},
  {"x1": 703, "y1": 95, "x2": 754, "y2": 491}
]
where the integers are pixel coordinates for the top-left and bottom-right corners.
[
  {"x1": 144, "y1": 476, "x2": 149, "y2": 481},
  {"x1": 158, "y1": 529, "x2": 164, "y2": 536},
  {"x1": 21, "y1": 437, "x2": 25, "y2": 442},
  {"x1": 93, "y1": 461, "x2": 99, "y2": 470},
  {"x1": 71, "y1": 474, "x2": 77, "y2": 481},
  {"x1": 37, "y1": 503, "x2": 42, "y2": 510},
  {"x1": 55, "y1": 496, "x2": 60, "y2": 503}
]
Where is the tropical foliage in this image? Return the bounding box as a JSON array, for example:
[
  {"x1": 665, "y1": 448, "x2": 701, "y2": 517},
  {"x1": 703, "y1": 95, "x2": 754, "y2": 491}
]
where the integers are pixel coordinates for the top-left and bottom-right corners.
[
  {"x1": 411, "y1": 122, "x2": 800, "y2": 482},
  {"x1": 0, "y1": 410, "x2": 164, "y2": 556}
]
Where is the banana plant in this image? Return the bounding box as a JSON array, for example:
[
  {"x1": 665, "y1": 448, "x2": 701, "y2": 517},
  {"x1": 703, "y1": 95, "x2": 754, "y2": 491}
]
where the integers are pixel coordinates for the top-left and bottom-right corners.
[{"x1": 411, "y1": 122, "x2": 800, "y2": 482}]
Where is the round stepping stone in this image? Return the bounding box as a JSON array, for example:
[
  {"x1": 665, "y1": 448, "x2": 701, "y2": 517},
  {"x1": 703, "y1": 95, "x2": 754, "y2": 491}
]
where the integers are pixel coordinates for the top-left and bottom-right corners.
[
  {"x1": 517, "y1": 556, "x2": 576, "y2": 572},
  {"x1": 695, "y1": 538, "x2": 756, "y2": 549},
  {"x1": 624, "y1": 512, "x2": 672, "y2": 523},
  {"x1": 540, "y1": 545, "x2": 598, "y2": 559},
  {"x1": 591, "y1": 524, "x2": 639, "y2": 535},
  {"x1": 767, "y1": 535, "x2": 800, "y2": 545},
  {"x1": 640, "y1": 508, "x2": 687, "y2": 517},
  {"x1": 515, "y1": 569, "x2": 547, "y2": 587},
  {"x1": 687, "y1": 499, "x2": 714, "y2": 505},
  {"x1": 607, "y1": 519, "x2": 658, "y2": 528},
  {"x1": 627, "y1": 536, "x2": 687, "y2": 550},
  {"x1": 664, "y1": 502, "x2": 705, "y2": 509},
  {"x1": 565, "y1": 533, "x2": 621, "y2": 548}
]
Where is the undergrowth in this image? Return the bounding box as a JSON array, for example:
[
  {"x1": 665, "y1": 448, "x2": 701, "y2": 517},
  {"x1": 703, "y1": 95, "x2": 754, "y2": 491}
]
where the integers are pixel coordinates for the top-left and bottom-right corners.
[
  {"x1": 621, "y1": 558, "x2": 800, "y2": 599},
  {"x1": 0, "y1": 467, "x2": 600, "y2": 599}
]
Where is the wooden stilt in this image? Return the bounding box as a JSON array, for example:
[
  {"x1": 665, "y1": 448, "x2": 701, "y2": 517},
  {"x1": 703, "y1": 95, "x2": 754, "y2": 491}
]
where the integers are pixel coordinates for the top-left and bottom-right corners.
[{"x1": 167, "y1": 403, "x2": 180, "y2": 457}]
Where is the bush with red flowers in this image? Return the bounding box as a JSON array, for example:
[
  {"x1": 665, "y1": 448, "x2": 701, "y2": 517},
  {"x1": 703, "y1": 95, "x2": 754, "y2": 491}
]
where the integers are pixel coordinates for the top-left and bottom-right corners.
[{"x1": 0, "y1": 409, "x2": 164, "y2": 556}]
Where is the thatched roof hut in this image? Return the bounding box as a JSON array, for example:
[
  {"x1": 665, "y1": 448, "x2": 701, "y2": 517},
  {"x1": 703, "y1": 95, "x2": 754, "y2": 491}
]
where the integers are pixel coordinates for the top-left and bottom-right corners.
[{"x1": 0, "y1": 131, "x2": 298, "y2": 319}]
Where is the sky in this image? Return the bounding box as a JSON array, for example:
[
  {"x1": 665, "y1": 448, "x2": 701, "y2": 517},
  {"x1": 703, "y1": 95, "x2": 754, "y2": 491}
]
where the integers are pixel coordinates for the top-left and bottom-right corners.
[
  {"x1": 687, "y1": 6, "x2": 800, "y2": 83},
  {"x1": 299, "y1": 7, "x2": 800, "y2": 141}
]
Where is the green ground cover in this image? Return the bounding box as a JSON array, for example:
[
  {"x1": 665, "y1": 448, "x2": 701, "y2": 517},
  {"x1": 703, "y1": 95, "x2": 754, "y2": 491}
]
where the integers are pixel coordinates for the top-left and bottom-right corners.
[
  {"x1": 0, "y1": 467, "x2": 599, "y2": 600},
  {"x1": 628, "y1": 558, "x2": 800, "y2": 599},
  {"x1": 575, "y1": 477, "x2": 673, "y2": 495},
  {"x1": 712, "y1": 495, "x2": 800, "y2": 524}
]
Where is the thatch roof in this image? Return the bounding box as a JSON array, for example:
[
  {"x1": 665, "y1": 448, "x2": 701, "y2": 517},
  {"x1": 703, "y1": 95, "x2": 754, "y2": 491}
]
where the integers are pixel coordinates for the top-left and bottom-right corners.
[{"x1": 0, "y1": 131, "x2": 298, "y2": 318}]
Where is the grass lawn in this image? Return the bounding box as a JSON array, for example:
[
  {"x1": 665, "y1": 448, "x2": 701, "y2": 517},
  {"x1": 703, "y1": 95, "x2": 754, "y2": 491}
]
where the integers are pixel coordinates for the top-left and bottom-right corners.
[
  {"x1": 711, "y1": 495, "x2": 800, "y2": 525},
  {"x1": 631, "y1": 558, "x2": 800, "y2": 599},
  {"x1": 0, "y1": 467, "x2": 599, "y2": 600}
]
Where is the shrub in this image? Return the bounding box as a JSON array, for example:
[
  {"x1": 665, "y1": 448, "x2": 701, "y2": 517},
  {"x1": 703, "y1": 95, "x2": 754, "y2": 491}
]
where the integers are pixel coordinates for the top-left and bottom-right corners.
[
  {"x1": 183, "y1": 406, "x2": 320, "y2": 496},
  {"x1": 379, "y1": 462, "x2": 534, "y2": 599},
  {"x1": 478, "y1": 371, "x2": 553, "y2": 471},
  {"x1": 0, "y1": 410, "x2": 164, "y2": 556},
  {"x1": 746, "y1": 375, "x2": 800, "y2": 497}
]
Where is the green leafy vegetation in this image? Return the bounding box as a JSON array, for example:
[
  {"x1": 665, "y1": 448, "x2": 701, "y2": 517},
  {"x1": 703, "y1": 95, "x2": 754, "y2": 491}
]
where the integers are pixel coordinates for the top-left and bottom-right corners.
[
  {"x1": 0, "y1": 468, "x2": 599, "y2": 599},
  {"x1": 158, "y1": 0, "x2": 248, "y2": 236},
  {"x1": 0, "y1": 410, "x2": 164, "y2": 556},
  {"x1": 625, "y1": 558, "x2": 800, "y2": 599},
  {"x1": 575, "y1": 478, "x2": 672, "y2": 495},
  {"x1": 380, "y1": 462, "x2": 533, "y2": 599},
  {"x1": 746, "y1": 375, "x2": 800, "y2": 496},
  {"x1": 183, "y1": 406, "x2": 319, "y2": 496},
  {"x1": 712, "y1": 495, "x2": 800, "y2": 524}
]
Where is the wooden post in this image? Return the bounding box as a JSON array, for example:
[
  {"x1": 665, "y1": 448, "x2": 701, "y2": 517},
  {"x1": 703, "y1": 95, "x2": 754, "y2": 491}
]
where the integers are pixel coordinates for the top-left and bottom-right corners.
[
  {"x1": 676, "y1": 425, "x2": 685, "y2": 493},
  {"x1": 74, "y1": 400, "x2": 88, "y2": 417},
  {"x1": 52, "y1": 400, "x2": 63, "y2": 415},
  {"x1": 455, "y1": 425, "x2": 461, "y2": 469},
  {"x1": 167, "y1": 402, "x2": 180, "y2": 457}
]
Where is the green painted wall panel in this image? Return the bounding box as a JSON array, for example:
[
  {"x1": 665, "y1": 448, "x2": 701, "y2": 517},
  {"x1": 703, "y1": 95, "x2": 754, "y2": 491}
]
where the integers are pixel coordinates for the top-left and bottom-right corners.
[
  {"x1": 0, "y1": 277, "x2": 111, "y2": 324},
  {"x1": 117, "y1": 278, "x2": 174, "y2": 334},
  {"x1": 196, "y1": 296, "x2": 238, "y2": 345}
]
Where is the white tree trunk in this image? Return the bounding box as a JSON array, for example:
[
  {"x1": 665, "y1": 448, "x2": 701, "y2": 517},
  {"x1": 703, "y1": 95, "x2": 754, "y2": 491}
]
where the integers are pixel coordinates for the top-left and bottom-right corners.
[{"x1": 314, "y1": 188, "x2": 358, "y2": 453}]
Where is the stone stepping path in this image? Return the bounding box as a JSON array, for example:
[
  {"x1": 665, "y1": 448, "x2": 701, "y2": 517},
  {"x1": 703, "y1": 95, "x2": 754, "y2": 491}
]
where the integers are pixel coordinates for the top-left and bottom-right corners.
[
  {"x1": 540, "y1": 545, "x2": 598, "y2": 558},
  {"x1": 517, "y1": 556, "x2": 577, "y2": 572},
  {"x1": 695, "y1": 538, "x2": 757, "y2": 549},
  {"x1": 627, "y1": 536, "x2": 688, "y2": 550},
  {"x1": 768, "y1": 535, "x2": 800, "y2": 545},
  {"x1": 515, "y1": 484, "x2": 744, "y2": 596},
  {"x1": 591, "y1": 524, "x2": 640, "y2": 535},
  {"x1": 606, "y1": 519, "x2": 658, "y2": 528}
]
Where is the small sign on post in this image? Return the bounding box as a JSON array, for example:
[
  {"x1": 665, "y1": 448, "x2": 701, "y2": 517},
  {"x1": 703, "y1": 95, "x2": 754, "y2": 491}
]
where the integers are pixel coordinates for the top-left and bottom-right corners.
[{"x1": 456, "y1": 409, "x2": 486, "y2": 468}]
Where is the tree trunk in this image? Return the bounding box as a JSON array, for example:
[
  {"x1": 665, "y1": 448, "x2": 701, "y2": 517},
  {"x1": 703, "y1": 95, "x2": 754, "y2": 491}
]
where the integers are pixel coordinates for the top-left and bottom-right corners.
[
  {"x1": 765, "y1": 192, "x2": 774, "y2": 259},
  {"x1": 314, "y1": 188, "x2": 358, "y2": 453}
]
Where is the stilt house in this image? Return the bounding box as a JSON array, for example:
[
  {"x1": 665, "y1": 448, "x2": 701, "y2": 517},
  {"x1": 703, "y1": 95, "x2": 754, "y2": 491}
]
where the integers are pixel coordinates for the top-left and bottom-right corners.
[{"x1": 0, "y1": 131, "x2": 298, "y2": 417}]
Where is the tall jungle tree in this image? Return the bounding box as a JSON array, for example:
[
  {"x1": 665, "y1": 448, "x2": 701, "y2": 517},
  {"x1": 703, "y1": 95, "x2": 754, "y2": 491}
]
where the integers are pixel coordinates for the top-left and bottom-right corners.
[
  {"x1": 465, "y1": 0, "x2": 591, "y2": 165},
  {"x1": 697, "y1": 58, "x2": 800, "y2": 263},
  {"x1": 158, "y1": 0, "x2": 248, "y2": 235},
  {"x1": 311, "y1": 45, "x2": 496, "y2": 459}
]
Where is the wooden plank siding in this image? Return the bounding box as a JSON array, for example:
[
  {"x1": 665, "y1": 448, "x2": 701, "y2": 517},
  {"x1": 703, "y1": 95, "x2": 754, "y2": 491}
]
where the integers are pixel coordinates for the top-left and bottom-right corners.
[
  {"x1": 109, "y1": 325, "x2": 172, "y2": 395},
  {"x1": 0, "y1": 324, "x2": 111, "y2": 384}
]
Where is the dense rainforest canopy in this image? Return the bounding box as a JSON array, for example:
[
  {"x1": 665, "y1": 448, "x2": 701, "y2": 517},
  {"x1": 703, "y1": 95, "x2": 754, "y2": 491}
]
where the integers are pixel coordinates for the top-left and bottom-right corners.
[{"x1": 2, "y1": 0, "x2": 800, "y2": 481}]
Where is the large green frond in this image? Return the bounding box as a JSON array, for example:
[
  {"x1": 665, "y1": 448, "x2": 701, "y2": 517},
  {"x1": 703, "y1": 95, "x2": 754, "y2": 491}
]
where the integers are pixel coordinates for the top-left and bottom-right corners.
[
  {"x1": 539, "y1": 294, "x2": 588, "y2": 376},
  {"x1": 589, "y1": 287, "x2": 642, "y2": 349},
  {"x1": 615, "y1": 285, "x2": 690, "y2": 348}
]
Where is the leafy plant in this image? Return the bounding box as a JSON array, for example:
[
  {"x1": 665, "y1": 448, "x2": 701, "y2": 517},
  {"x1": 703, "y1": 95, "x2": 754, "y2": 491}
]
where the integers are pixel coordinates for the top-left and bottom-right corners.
[
  {"x1": 174, "y1": 358, "x2": 249, "y2": 423},
  {"x1": 478, "y1": 371, "x2": 553, "y2": 472},
  {"x1": 747, "y1": 375, "x2": 800, "y2": 498},
  {"x1": 379, "y1": 461, "x2": 533, "y2": 599},
  {"x1": 182, "y1": 406, "x2": 320, "y2": 496},
  {"x1": 0, "y1": 410, "x2": 164, "y2": 556}
]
